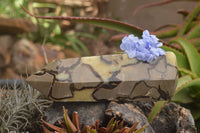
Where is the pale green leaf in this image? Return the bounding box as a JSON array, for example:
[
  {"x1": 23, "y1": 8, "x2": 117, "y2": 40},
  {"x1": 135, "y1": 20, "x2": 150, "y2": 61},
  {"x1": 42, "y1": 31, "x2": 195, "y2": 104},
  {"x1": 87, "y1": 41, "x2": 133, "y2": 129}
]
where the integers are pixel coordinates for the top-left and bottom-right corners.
[
  {"x1": 134, "y1": 125, "x2": 147, "y2": 133},
  {"x1": 176, "y1": 75, "x2": 192, "y2": 92},
  {"x1": 161, "y1": 46, "x2": 189, "y2": 69},
  {"x1": 170, "y1": 38, "x2": 200, "y2": 75},
  {"x1": 172, "y1": 78, "x2": 200, "y2": 103},
  {"x1": 172, "y1": 87, "x2": 193, "y2": 104},
  {"x1": 178, "y1": 67, "x2": 198, "y2": 79},
  {"x1": 186, "y1": 23, "x2": 200, "y2": 39},
  {"x1": 178, "y1": 2, "x2": 200, "y2": 36},
  {"x1": 148, "y1": 101, "x2": 167, "y2": 124},
  {"x1": 154, "y1": 21, "x2": 198, "y2": 39}
]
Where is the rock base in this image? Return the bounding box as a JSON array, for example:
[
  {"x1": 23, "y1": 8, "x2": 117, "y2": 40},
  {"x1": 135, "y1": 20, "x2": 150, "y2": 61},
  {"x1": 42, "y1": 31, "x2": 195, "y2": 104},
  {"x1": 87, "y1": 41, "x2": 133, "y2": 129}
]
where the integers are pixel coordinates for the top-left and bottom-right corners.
[{"x1": 44, "y1": 101, "x2": 196, "y2": 133}]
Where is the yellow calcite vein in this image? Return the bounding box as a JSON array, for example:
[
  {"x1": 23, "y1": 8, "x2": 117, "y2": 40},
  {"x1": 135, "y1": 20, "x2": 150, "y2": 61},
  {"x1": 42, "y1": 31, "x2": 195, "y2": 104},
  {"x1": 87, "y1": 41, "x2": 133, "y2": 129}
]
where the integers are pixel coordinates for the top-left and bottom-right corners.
[{"x1": 81, "y1": 54, "x2": 138, "y2": 82}]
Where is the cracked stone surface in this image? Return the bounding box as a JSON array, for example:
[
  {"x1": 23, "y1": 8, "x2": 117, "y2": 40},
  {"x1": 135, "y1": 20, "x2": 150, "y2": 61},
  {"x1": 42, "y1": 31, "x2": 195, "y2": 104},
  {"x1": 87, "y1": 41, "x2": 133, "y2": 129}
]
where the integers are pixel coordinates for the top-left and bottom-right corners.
[
  {"x1": 151, "y1": 102, "x2": 196, "y2": 133},
  {"x1": 26, "y1": 52, "x2": 178, "y2": 102},
  {"x1": 44, "y1": 102, "x2": 108, "y2": 129}
]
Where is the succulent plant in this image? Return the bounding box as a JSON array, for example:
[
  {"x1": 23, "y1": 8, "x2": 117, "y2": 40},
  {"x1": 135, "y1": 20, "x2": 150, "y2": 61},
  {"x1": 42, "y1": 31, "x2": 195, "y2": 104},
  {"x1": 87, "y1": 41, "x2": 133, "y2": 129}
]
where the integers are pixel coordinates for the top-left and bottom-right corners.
[
  {"x1": 0, "y1": 81, "x2": 52, "y2": 133},
  {"x1": 42, "y1": 106, "x2": 147, "y2": 133}
]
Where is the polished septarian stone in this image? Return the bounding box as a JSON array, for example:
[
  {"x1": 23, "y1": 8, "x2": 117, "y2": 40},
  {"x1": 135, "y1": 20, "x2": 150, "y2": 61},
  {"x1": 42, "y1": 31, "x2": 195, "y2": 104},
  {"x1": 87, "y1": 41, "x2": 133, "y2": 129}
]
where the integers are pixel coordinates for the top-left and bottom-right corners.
[{"x1": 26, "y1": 51, "x2": 178, "y2": 102}]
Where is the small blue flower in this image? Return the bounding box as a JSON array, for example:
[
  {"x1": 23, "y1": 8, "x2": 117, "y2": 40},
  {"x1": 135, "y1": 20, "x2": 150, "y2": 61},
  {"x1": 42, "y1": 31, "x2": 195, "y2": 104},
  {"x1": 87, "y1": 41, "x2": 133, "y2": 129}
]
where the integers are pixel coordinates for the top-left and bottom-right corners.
[{"x1": 120, "y1": 30, "x2": 165, "y2": 63}]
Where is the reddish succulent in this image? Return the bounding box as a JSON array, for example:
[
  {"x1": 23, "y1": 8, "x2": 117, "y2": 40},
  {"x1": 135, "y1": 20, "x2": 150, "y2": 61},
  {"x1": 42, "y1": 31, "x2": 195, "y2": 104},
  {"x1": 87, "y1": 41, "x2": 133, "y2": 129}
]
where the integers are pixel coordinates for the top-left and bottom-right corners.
[{"x1": 41, "y1": 106, "x2": 147, "y2": 133}]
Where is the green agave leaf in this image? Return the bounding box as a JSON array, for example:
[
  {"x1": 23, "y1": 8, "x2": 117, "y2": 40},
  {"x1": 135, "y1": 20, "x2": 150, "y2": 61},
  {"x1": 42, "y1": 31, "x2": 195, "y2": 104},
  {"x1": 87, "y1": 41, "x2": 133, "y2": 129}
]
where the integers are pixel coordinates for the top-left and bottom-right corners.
[
  {"x1": 170, "y1": 38, "x2": 200, "y2": 75},
  {"x1": 176, "y1": 75, "x2": 192, "y2": 93},
  {"x1": 178, "y1": 10, "x2": 190, "y2": 19},
  {"x1": 186, "y1": 23, "x2": 200, "y2": 39},
  {"x1": 161, "y1": 46, "x2": 189, "y2": 69},
  {"x1": 133, "y1": 0, "x2": 200, "y2": 16},
  {"x1": 147, "y1": 101, "x2": 167, "y2": 124},
  {"x1": 189, "y1": 38, "x2": 200, "y2": 51},
  {"x1": 176, "y1": 75, "x2": 192, "y2": 92},
  {"x1": 154, "y1": 26, "x2": 179, "y2": 39},
  {"x1": 178, "y1": 2, "x2": 200, "y2": 36},
  {"x1": 21, "y1": 6, "x2": 144, "y2": 37},
  {"x1": 171, "y1": 87, "x2": 193, "y2": 104},
  {"x1": 172, "y1": 78, "x2": 200, "y2": 103},
  {"x1": 178, "y1": 67, "x2": 198, "y2": 79},
  {"x1": 190, "y1": 86, "x2": 200, "y2": 100},
  {"x1": 134, "y1": 125, "x2": 147, "y2": 133},
  {"x1": 154, "y1": 21, "x2": 198, "y2": 39}
]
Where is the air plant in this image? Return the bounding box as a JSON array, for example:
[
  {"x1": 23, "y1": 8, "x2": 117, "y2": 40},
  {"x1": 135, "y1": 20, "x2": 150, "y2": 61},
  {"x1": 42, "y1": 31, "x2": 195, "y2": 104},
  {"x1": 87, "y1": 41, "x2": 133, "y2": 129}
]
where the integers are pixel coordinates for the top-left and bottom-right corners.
[
  {"x1": 42, "y1": 106, "x2": 147, "y2": 133},
  {"x1": 0, "y1": 81, "x2": 52, "y2": 133}
]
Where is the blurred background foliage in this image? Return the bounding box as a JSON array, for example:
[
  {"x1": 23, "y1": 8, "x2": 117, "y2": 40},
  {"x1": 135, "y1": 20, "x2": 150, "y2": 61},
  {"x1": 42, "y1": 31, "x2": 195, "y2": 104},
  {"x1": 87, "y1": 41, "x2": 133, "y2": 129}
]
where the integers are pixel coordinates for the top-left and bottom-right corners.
[
  {"x1": 1, "y1": 0, "x2": 200, "y2": 132},
  {"x1": 0, "y1": 0, "x2": 105, "y2": 56}
]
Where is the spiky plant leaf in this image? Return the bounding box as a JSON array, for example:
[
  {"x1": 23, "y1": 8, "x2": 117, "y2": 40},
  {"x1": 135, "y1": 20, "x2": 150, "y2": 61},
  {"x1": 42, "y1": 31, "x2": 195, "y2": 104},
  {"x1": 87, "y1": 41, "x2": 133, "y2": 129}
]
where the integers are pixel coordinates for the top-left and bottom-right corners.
[
  {"x1": 178, "y1": 2, "x2": 200, "y2": 36},
  {"x1": 176, "y1": 75, "x2": 193, "y2": 91},
  {"x1": 106, "y1": 124, "x2": 115, "y2": 133},
  {"x1": 189, "y1": 38, "x2": 200, "y2": 51},
  {"x1": 178, "y1": 67, "x2": 198, "y2": 79},
  {"x1": 42, "y1": 125, "x2": 54, "y2": 133},
  {"x1": 154, "y1": 26, "x2": 179, "y2": 39},
  {"x1": 154, "y1": 21, "x2": 198, "y2": 39},
  {"x1": 41, "y1": 117, "x2": 62, "y2": 132},
  {"x1": 186, "y1": 23, "x2": 200, "y2": 39},
  {"x1": 63, "y1": 106, "x2": 77, "y2": 133},
  {"x1": 21, "y1": 6, "x2": 144, "y2": 37},
  {"x1": 170, "y1": 38, "x2": 200, "y2": 75},
  {"x1": 172, "y1": 78, "x2": 200, "y2": 103},
  {"x1": 41, "y1": 109, "x2": 146, "y2": 133},
  {"x1": 72, "y1": 112, "x2": 80, "y2": 132},
  {"x1": 172, "y1": 87, "x2": 194, "y2": 103},
  {"x1": 106, "y1": 116, "x2": 115, "y2": 129},
  {"x1": 134, "y1": 125, "x2": 148, "y2": 133},
  {"x1": 148, "y1": 101, "x2": 167, "y2": 124},
  {"x1": 127, "y1": 121, "x2": 139, "y2": 133}
]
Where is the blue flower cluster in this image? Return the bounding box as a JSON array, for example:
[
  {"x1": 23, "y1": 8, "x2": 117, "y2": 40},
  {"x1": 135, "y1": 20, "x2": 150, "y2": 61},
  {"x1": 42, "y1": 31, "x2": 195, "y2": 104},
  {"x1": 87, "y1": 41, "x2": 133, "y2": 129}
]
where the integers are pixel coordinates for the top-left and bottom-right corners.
[{"x1": 120, "y1": 30, "x2": 165, "y2": 63}]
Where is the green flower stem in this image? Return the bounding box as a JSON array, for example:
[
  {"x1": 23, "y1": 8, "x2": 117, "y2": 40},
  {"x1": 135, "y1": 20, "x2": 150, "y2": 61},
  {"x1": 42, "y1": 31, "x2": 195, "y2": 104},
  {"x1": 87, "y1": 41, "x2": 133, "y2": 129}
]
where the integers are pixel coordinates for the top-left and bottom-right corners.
[{"x1": 178, "y1": 2, "x2": 200, "y2": 36}]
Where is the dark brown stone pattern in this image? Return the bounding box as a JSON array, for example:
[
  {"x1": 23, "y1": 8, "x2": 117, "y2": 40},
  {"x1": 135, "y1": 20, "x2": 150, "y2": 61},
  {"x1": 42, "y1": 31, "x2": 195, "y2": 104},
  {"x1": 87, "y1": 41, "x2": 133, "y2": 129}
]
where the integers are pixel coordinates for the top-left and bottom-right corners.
[{"x1": 26, "y1": 52, "x2": 178, "y2": 102}]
